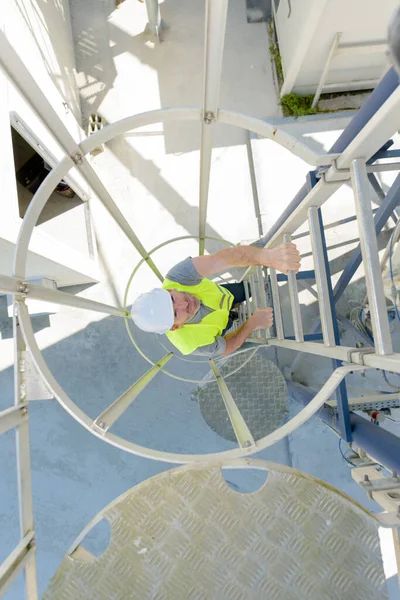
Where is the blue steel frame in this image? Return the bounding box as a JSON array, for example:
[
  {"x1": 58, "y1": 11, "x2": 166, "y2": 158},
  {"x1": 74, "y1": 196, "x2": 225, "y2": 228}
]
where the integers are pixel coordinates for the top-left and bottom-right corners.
[{"x1": 259, "y1": 65, "x2": 400, "y2": 467}]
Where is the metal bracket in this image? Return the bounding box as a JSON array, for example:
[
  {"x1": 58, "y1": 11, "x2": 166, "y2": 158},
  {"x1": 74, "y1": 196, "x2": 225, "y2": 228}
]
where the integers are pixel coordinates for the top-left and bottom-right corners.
[
  {"x1": 345, "y1": 347, "x2": 375, "y2": 365},
  {"x1": 91, "y1": 419, "x2": 108, "y2": 435},
  {"x1": 331, "y1": 158, "x2": 351, "y2": 179},
  {"x1": 71, "y1": 152, "x2": 84, "y2": 165},
  {"x1": 360, "y1": 473, "x2": 400, "y2": 497},
  {"x1": 17, "y1": 282, "x2": 29, "y2": 297},
  {"x1": 204, "y1": 111, "x2": 215, "y2": 125}
]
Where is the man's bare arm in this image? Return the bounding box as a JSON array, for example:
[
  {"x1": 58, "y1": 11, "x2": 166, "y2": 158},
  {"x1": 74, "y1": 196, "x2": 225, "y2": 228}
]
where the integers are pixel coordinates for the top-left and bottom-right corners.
[
  {"x1": 223, "y1": 308, "x2": 273, "y2": 355},
  {"x1": 192, "y1": 243, "x2": 300, "y2": 278}
]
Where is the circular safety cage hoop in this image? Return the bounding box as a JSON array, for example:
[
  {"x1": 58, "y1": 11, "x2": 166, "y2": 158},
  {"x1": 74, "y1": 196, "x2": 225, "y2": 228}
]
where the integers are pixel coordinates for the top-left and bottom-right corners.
[
  {"x1": 42, "y1": 460, "x2": 388, "y2": 600},
  {"x1": 14, "y1": 108, "x2": 339, "y2": 463}
]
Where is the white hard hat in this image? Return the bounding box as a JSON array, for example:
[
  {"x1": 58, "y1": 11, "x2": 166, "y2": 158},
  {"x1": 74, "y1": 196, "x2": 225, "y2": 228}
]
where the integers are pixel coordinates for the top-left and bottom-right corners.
[{"x1": 130, "y1": 288, "x2": 174, "y2": 334}]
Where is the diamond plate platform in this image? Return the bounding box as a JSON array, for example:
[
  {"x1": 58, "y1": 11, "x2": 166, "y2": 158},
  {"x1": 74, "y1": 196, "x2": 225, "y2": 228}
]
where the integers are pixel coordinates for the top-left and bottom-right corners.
[
  {"x1": 196, "y1": 353, "x2": 288, "y2": 442},
  {"x1": 43, "y1": 460, "x2": 389, "y2": 600}
]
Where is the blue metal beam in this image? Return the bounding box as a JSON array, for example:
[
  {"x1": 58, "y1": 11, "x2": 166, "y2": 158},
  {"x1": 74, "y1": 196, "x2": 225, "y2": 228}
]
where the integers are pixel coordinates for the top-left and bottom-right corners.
[
  {"x1": 276, "y1": 270, "x2": 315, "y2": 282},
  {"x1": 287, "y1": 381, "x2": 400, "y2": 473},
  {"x1": 333, "y1": 172, "x2": 400, "y2": 303}
]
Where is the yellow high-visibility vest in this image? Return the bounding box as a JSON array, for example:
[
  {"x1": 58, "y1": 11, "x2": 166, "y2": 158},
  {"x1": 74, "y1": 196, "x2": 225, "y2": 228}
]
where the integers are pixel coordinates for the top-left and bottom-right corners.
[{"x1": 162, "y1": 277, "x2": 234, "y2": 355}]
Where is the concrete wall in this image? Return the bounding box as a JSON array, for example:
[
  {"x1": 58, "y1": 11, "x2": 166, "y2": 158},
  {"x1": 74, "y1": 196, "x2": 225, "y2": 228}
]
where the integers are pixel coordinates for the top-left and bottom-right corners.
[
  {"x1": 0, "y1": 1, "x2": 99, "y2": 286},
  {"x1": 275, "y1": 0, "x2": 398, "y2": 95}
]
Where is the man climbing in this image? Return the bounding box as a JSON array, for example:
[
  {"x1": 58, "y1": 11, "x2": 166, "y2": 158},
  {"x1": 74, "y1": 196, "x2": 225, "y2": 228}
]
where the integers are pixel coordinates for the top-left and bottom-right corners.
[{"x1": 131, "y1": 242, "x2": 300, "y2": 356}]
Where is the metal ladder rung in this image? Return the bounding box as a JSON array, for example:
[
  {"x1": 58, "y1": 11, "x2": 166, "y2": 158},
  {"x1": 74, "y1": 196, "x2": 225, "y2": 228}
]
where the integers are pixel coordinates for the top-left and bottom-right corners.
[
  {"x1": 256, "y1": 266, "x2": 271, "y2": 339},
  {"x1": 249, "y1": 273, "x2": 262, "y2": 339},
  {"x1": 243, "y1": 278, "x2": 256, "y2": 338},
  {"x1": 283, "y1": 234, "x2": 304, "y2": 342},
  {"x1": 269, "y1": 268, "x2": 284, "y2": 339},
  {"x1": 308, "y1": 207, "x2": 336, "y2": 347}
]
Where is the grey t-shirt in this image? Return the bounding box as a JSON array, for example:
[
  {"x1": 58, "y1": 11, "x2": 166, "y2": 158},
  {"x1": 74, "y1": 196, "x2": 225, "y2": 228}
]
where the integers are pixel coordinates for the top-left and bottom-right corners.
[{"x1": 165, "y1": 257, "x2": 227, "y2": 357}]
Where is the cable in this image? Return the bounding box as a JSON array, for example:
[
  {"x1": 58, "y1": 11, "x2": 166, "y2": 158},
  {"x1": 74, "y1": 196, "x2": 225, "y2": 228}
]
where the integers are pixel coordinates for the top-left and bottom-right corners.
[
  {"x1": 338, "y1": 438, "x2": 356, "y2": 467},
  {"x1": 382, "y1": 369, "x2": 400, "y2": 390}
]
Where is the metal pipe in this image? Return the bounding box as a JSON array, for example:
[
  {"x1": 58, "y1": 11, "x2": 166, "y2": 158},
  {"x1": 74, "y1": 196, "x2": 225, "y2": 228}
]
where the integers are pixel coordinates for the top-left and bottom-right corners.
[
  {"x1": 308, "y1": 207, "x2": 335, "y2": 346},
  {"x1": 350, "y1": 159, "x2": 393, "y2": 355},
  {"x1": 367, "y1": 161, "x2": 400, "y2": 173},
  {"x1": 13, "y1": 309, "x2": 38, "y2": 600},
  {"x1": 312, "y1": 32, "x2": 342, "y2": 109},
  {"x1": 0, "y1": 273, "x2": 128, "y2": 317},
  {"x1": 218, "y1": 110, "x2": 329, "y2": 166},
  {"x1": 284, "y1": 234, "x2": 304, "y2": 342},
  {"x1": 0, "y1": 531, "x2": 36, "y2": 598},
  {"x1": 93, "y1": 353, "x2": 173, "y2": 433},
  {"x1": 0, "y1": 404, "x2": 28, "y2": 436},
  {"x1": 144, "y1": 0, "x2": 162, "y2": 39},
  {"x1": 13, "y1": 157, "x2": 73, "y2": 279},
  {"x1": 198, "y1": 0, "x2": 228, "y2": 254},
  {"x1": 27, "y1": 282, "x2": 129, "y2": 318},
  {"x1": 209, "y1": 360, "x2": 255, "y2": 449},
  {"x1": 269, "y1": 268, "x2": 284, "y2": 339}
]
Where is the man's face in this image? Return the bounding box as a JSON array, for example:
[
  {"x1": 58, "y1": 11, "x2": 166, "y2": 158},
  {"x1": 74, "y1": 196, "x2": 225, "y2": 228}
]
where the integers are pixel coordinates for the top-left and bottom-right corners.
[{"x1": 168, "y1": 290, "x2": 200, "y2": 330}]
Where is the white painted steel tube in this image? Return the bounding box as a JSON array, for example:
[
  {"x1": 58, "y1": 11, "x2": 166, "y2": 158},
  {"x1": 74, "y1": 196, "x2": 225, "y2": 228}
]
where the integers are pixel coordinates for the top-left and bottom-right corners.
[
  {"x1": 198, "y1": 0, "x2": 229, "y2": 254},
  {"x1": 312, "y1": 32, "x2": 342, "y2": 109},
  {"x1": 2, "y1": 273, "x2": 128, "y2": 317},
  {"x1": 367, "y1": 162, "x2": 400, "y2": 173},
  {"x1": 79, "y1": 108, "x2": 201, "y2": 155},
  {"x1": 217, "y1": 110, "x2": 326, "y2": 166},
  {"x1": 0, "y1": 404, "x2": 28, "y2": 436},
  {"x1": 308, "y1": 207, "x2": 335, "y2": 346},
  {"x1": 18, "y1": 300, "x2": 368, "y2": 463},
  {"x1": 284, "y1": 234, "x2": 304, "y2": 342},
  {"x1": 93, "y1": 353, "x2": 174, "y2": 433},
  {"x1": 0, "y1": 532, "x2": 35, "y2": 599},
  {"x1": 13, "y1": 157, "x2": 73, "y2": 279},
  {"x1": 26, "y1": 283, "x2": 129, "y2": 317},
  {"x1": 13, "y1": 311, "x2": 38, "y2": 600},
  {"x1": 269, "y1": 268, "x2": 284, "y2": 339},
  {"x1": 350, "y1": 159, "x2": 393, "y2": 355},
  {"x1": 209, "y1": 360, "x2": 255, "y2": 449}
]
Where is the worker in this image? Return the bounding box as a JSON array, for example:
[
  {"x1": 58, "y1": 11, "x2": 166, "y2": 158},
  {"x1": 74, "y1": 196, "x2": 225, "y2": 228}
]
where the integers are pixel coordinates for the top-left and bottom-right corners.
[{"x1": 131, "y1": 242, "x2": 301, "y2": 356}]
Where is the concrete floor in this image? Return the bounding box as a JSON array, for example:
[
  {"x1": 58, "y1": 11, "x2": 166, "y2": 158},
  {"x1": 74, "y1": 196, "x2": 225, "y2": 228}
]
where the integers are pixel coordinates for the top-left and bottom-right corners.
[{"x1": 1, "y1": 0, "x2": 399, "y2": 597}]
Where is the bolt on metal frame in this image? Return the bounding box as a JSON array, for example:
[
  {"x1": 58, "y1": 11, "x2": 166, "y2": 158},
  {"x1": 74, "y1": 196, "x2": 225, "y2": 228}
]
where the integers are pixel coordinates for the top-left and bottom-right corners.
[{"x1": 3, "y1": 3, "x2": 400, "y2": 597}]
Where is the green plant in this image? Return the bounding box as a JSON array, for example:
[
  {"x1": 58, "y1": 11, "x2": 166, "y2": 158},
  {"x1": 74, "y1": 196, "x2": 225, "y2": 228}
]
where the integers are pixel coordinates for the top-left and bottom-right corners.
[
  {"x1": 280, "y1": 93, "x2": 318, "y2": 118},
  {"x1": 269, "y1": 44, "x2": 283, "y2": 84}
]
